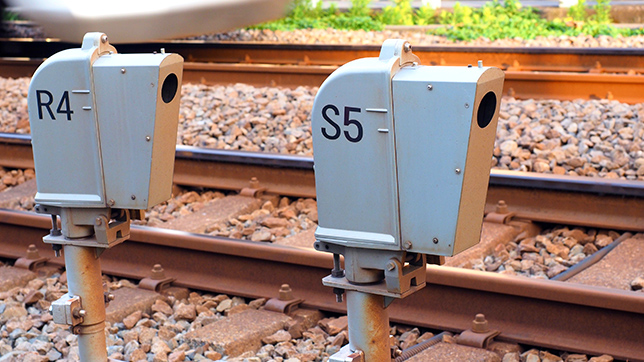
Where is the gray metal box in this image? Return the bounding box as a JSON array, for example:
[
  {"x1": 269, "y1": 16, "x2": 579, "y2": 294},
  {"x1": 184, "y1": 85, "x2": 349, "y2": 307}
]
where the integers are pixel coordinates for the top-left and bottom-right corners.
[
  {"x1": 312, "y1": 40, "x2": 504, "y2": 256},
  {"x1": 28, "y1": 33, "x2": 183, "y2": 210}
]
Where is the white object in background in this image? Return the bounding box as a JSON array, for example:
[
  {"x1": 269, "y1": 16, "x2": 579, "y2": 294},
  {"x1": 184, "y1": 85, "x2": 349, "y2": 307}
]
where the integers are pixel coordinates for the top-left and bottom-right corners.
[
  {"x1": 6, "y1": 0, "x2": 291, "y2": 42},
  {"x1": 421, "y1": 0, "x2": 441, "y2": 9},
  {"x1": 559, "y1": 0, "x2": 579, "y2": 8}
]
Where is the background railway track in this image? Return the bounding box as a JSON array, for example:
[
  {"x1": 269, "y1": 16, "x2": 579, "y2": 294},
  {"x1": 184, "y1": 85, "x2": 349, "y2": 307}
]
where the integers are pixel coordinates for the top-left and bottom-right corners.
[
  {"x1": 0, "y1": 211, "x2": 643, "y2": 360},
  {"x1": 1, "y1": 35, "x2": 644, "y2": 361},
  {"x1": 2, "y1": 41, "x2": 644, "y2": 102},
  {"x1": 1, "y1": 133, "x2": 643, "y2": 232}
]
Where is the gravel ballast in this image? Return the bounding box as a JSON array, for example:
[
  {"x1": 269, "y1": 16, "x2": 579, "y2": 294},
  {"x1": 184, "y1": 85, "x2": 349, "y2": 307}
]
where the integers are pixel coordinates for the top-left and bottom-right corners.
[
  {"x1": 0, "y1": 264, "x2": 619, "y2": 362},
  {"x1": 2, "y1": 78, "x2": 643, "y2": 181}
]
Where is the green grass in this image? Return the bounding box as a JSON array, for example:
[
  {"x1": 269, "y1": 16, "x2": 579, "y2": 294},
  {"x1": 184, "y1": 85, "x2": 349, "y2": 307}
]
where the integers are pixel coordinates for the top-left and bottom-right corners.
[
  {"x1": 2, "y1": 10, "x2": 22, "y2": 21},
  {"x1": 251, "y1": 0, "x2": 644, "y2": 41}
]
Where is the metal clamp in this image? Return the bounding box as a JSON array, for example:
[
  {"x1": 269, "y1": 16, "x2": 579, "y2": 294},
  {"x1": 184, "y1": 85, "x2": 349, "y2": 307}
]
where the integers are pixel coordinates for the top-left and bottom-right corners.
[
  {"x1": 329, "y1": 345, "x2": 364, "y2": 362},
  {"x1": 50, "y1": 293, "x2": 85, "y2": 327},
  {"x1": 139, "y1": 264, "x2": 175, "y2": 292},
  {"x1": 14, "y1": 244, "x2": 49, "y2": 271},
  {"x1": 264, "y1": 284, "x2": 303, "y2": 314},
  {"x1": 457, "y1": 314, "x2": 500, "y2": 349}
]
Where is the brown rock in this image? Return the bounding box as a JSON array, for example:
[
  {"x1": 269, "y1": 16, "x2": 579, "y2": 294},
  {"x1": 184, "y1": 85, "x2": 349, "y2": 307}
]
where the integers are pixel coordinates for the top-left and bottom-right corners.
[
  {"x1": 205, "y1": 351, "x2": 223, "y2": 360},
  {"x1": 502, "y1": 352, "x2": 520, "y2": 362},
  {"x1": 261, "y1": 217, "x2": 289, "y2": 228},
  {"x1": 151, "y1": 299, "x2": 173, "y2": 316},
  {"x1": 249, "y1": 298, "x2": 266, "y2": 309},
  {"x1": 22, "y1": 290, "x2": 44, "y2": 305},
  {"x1": 168, "y1": 350, "x2": 185, "y2": 362},
  {"x1": 588, "y1": 355, "x2": 613, "y2": 362},
  {"x1": 226, "y1": 304, "x2": 251, "y2": 316},
  {"x1": 123, "y1": 310, "x2": 143, "y2": 329},
  {"x1": 0, "y1": 266, "x2": 36, "y2": 293},
  {"x1": 0, "y1": 304, "x2": 27, "y2": 323},
  {"x1": 130, "y1": 349, "x2": 147, "y2": 361},
  {"x1": 565, "y1": 354, "x2": 589, "y2": 362},
  {"x1": 594, "y1": 234, "x2": 613, "y2": 248},
  {"x1": 330, "y1": 330, "x2": 348, "y2": 347},
  {"x1": 105, "y1": 287, "x2": 163, "y2": 325},
  {"x1": 174, "y1": 303, "x2": 197, "y2": 321},
  {"x1": 318, "y1": 316, "x2": 348, "y2": 335},
  {"x1": 582, "y1": 243, "x2": 598, "y2": 255},
  {"x1": 541, "y1": 350, "x2": 563, "y2": 362},
  {"x1": 262, "y1": 329, "x2": 292, "y2": 344},
  {"x1": 185, "y1": 309, "x2": 292, "y2": 357},
  {"x1": 630, "y1": 276, "x2": 644, "y2": 291}
]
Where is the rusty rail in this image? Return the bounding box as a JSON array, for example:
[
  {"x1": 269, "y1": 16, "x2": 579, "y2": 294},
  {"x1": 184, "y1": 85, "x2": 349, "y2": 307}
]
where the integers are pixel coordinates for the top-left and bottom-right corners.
[
  {"x1": 3, "y1": 41, "x2": 644, "y2": 102},
  {"x1": 0, "y1": 209, "x2": 642, "y2": 361},
  {"x1": 2, "y1": 133, "x2": 643, "y2": 232}
]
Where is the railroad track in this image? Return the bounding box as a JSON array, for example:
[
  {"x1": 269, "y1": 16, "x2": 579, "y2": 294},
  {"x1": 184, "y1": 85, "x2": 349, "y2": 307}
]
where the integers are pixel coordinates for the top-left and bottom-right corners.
[
  {"x1": 2, "y1": 39, "x2": 644, "y2": 360},
  {"x1": 2, "y1": 133, "x2": 643, "y2": 232},
  {"x1": 1, "y1": 209, "x2": 643, "y2": 360},
  {"x1": 1, "y1": 131, "x2": 644, "y2": 359},
  {"x1": 2, "y1": 40, "x2": 644, "y2": 102}
]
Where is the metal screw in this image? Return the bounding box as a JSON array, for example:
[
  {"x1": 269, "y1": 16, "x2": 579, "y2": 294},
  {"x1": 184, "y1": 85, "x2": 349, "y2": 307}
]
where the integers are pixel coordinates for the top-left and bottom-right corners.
[
  {"x1": 386, "y1": 261, "x2": 396, "y2": 271},
  {"x1": 131, "y1": 195, "x2": 136, "y2": 200},
  {"x1": 403, "y1": 240, "x2": 412, "y2": 250},
  {"x1": 333, "y1": 287, "x2": 344, "y2": 303},
  {"x1": 279, "y1": 284, "x2": 293, "y2": 301},
  {"x1": 145, "y1": 135, "x2": 151, "y2": 142},
  {"x1": 403, "y1": 42, "x2": 412, "y2": 53},
  {"x1": 120, "y1": 68, "x2": 126, "y2": 74},
  {"x1": 107, "y1": 293, "x2": 115, "y2": 301},
  {"x1": 427, "y1": 84, "x2": 433, "y2": 91},
  {"x1": 151, "y1": 264, "x2": 166, "y2": 280},
  {"x1": 101, "y1": 34, "x2": 108, "y2": 43},
  {"x1": 26, "y1": 244, "x2": 40, "y2": 260},
  {"x1": 455, "y1": 168, "x2": 461, "y2": 174},
  {"x1": 472, "y1": 313, "x2": 490, "y2": 333},
  {"x1": 496, "y1": 200, "x2": 509, "y2": 214},
  {"x1": 95, "y1": 217, "x2": 102, "y2": 226},
  {"x1": 108, "y1": 199, "x2": 115, "y2": 207},
  {"x1": 433, "y1": 237, "x2": 439, "y2": 244},
  {"x1": 465, "y1": 103, "x2": 470, "y2": 108}
]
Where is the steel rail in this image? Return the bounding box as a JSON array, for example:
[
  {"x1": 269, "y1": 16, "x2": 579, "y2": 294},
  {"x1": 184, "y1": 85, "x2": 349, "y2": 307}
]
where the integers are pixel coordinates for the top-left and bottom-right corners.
[
  {"x1": 4, "y1": 41, "x2": 644, "y2": 102},
  {"x1": 4, "y1": 58, "x2": 644, "y2": 103},
  {"x1": 0, "y1": 209, "x2": 642, "y2": 361},
  {"x1": 4, "y1": 40, "x2": 644, "y2": 71},
  {"x1": 2, "y1": 133, "x2": 643, "y2": 231}
]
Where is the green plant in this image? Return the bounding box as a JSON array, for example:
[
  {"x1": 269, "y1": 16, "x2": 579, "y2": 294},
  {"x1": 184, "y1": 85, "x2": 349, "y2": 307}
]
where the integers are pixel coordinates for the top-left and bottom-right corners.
[
  {"x1": 592, "y1": 0, "x2": 612, "y2": 24},
  {"x1": 3, "y1": 10, "x2": 21, "y2": 21},
  {"x1": 251, "y1": 0, "x2": 642, "y2": 40},
  {"x1": 349, "y1": 0, "x2": 371, "y2": 18},
  {"x1": 378, "y1": 0, "x2": 414, "y2": 25},
  {"x1": 567, "y1": 0, "x2": 588, "y2": 21},
  {"x1": 414, "y1": 4, "x2": 436, "y2": 26}
]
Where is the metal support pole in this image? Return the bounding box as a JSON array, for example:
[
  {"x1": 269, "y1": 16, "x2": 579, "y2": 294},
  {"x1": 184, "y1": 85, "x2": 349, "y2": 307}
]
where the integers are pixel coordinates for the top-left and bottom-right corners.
[
  {"x1": 64, "y1": 245, "x2": 107, "y2": 362},
  {"x1": 346, "y1": 290, "x2": 391, "y2": 361}
]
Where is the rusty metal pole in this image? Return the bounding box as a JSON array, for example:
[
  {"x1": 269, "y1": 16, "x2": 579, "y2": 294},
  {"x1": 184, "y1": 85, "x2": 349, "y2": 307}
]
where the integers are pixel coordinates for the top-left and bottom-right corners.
[
  {"x1": 63, "y1": 245, "x2": 107, "y2": 361},
  {"x1": 346, "y1": 290, "x2": 391, "y2": 361}
]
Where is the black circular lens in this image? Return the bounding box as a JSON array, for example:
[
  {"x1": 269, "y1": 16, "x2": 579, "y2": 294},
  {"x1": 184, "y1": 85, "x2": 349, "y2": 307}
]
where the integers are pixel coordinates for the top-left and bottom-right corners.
[
  {"x1": 477, "y1": 91, "x2": 497, "y2": 129},
  {"x1": 161, "y1": 73, "x2": 178, "y2": 104}
]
